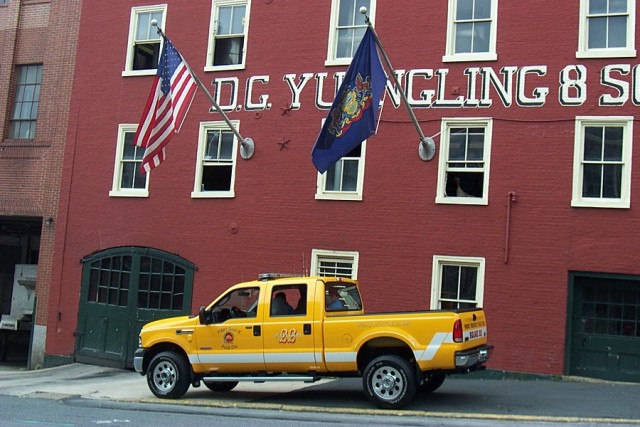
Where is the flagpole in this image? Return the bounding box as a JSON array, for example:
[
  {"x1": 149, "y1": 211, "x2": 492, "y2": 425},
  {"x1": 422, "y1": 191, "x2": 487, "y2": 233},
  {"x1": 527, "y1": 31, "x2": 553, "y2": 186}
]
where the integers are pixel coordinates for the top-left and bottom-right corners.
[
  {"x1": 152, "y1": 21, "x2": 255, "y2": 160},
  {"x1": 360, "y1": 8, "x2": 435, "y2": 161}
]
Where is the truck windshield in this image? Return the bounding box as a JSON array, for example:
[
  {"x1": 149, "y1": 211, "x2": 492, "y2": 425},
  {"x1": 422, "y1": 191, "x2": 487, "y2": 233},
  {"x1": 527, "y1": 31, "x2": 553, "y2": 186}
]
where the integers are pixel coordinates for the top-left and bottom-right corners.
[{"x1": 325, "y1": 282, "x2": 362, "y2": 311}]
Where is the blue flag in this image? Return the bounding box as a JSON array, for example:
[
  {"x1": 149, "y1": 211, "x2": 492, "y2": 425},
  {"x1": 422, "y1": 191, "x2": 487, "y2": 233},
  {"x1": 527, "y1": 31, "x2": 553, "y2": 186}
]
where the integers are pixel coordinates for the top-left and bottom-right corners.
[{"x1": 311, "y1": 27, "x2": 386, "y2": 173}]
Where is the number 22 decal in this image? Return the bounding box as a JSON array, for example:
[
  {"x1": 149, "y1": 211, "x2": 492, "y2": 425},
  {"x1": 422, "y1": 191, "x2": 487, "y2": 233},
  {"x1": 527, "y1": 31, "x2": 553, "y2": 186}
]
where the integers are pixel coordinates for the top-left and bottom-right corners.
[{"x1": 278, "y1": 328, "x2": 298, "y2": 343}]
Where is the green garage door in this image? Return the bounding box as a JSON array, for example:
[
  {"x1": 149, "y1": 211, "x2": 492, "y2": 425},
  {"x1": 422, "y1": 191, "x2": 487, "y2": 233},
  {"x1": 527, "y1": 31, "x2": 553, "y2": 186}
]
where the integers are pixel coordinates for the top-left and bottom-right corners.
[
  {"x1": 76, "y1": 247, "x2": 195, "y2": 369},
  {"x1": 568, "y1": 274, "x2": 640, "y2": 382}
]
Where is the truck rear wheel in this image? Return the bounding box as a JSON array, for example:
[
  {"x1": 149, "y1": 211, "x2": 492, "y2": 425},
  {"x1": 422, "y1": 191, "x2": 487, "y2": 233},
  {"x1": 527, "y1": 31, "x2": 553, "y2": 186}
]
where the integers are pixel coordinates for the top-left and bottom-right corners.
[
  {"x1": 147, "y1": 351, "x2": 191, "y2": 399},
  {"x1": 362, "y1": 355, "x2": 417, "y2": 409}
]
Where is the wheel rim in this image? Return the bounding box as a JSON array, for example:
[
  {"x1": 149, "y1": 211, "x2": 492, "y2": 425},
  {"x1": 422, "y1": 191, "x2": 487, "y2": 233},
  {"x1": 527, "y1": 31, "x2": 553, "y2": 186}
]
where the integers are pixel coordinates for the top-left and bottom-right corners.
[
  {"x1": 370, "y1": 365, "x2": 404, "y2": 401},
  {"x1": 152, "y1": 360, "x2": 177, "y2": 392}
]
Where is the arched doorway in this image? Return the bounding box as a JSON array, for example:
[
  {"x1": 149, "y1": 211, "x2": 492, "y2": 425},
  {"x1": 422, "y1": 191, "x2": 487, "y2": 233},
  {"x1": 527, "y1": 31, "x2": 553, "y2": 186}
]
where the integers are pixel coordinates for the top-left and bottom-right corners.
[{"x1": 76, "y1": 247, "x2": 195, "y2": 368}]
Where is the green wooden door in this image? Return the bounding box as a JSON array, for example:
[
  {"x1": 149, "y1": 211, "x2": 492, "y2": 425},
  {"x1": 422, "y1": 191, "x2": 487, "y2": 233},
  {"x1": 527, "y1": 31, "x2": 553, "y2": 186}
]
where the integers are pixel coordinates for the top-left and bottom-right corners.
[
  {"x1": 568, "y1": 275, "x2": 640, "y2": 382},
  {"x1": 76, "y1": 247, "x2": 194, "y2": 369}
]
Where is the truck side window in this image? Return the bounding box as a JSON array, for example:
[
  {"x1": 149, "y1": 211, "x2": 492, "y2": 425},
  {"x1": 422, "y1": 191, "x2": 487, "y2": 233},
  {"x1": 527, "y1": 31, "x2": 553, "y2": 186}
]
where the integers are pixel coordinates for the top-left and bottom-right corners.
[
  {"x1": 325, "y1": 282, "x2": 362, "y2": 311},
  {"x1": 270, "y1": 285, "x2": 306, "y2": 316},
  {"x1": 211, "y1": 286, "x2": 260, "y2": 322}
]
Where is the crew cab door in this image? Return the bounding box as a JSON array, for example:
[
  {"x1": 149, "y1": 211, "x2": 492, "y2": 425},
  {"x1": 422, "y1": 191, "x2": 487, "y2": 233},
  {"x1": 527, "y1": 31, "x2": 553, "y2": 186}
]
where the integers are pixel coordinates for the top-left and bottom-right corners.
[
  {"x1": 192, "y1": 285, "x2": 266, "y2": 373},
  {"x1": 262, "y1": 282, "x2": 322, "y2": 372}
]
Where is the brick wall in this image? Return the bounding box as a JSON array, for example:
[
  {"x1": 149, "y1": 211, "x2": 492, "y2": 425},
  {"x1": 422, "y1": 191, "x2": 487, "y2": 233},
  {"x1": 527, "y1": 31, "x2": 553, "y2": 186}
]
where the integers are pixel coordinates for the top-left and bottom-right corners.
[{"x1": 0, "y1": 0, "x2": 81, "y2": 354}]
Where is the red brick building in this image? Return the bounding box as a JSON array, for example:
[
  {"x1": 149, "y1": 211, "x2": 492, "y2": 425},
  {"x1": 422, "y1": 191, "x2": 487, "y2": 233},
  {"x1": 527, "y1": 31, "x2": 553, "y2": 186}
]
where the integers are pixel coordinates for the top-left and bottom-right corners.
[
  {"x1": 45, "y1": 0, "x2": 640, "y2": 382},
  {"x1": 0, "y1": 0, "x2": 80, "y2": 368}
]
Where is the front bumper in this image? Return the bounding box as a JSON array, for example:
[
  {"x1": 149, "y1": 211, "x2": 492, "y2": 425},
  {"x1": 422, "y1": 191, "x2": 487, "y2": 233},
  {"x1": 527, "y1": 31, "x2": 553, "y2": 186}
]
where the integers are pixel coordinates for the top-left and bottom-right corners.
[
  {"x1": 133, "y1": 347, "x2": 146, "y2": 374},
  {"x1": 455, "y1": 344, "x2": 494, "y2": 369}
]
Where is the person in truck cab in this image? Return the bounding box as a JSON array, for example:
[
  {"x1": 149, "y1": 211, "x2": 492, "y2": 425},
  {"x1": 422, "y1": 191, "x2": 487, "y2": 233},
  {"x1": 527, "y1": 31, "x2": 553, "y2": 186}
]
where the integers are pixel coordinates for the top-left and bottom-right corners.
[
  {"x1": 326, "y1": 286, "x2": 345, "y2": 310},
  {"x1": 271, "y1": 291, "x2": 294, "y2": 315}
]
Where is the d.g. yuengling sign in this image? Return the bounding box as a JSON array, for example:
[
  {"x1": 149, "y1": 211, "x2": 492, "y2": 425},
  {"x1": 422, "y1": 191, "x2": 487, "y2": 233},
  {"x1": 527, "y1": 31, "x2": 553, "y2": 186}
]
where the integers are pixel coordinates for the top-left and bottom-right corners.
[{"x1": 210, "y1": 63, "x2": 640, "y2": 113}]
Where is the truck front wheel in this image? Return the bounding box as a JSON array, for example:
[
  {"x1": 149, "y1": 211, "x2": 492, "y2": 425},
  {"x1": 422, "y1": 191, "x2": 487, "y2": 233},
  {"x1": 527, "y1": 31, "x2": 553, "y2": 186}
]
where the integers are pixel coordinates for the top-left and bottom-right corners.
[
  {"x1": 147, "y1": 351, "x2": 191, "y2": 399},
  {"x1": 362, "y1": 355, "x2": 417, "y2": 409}
]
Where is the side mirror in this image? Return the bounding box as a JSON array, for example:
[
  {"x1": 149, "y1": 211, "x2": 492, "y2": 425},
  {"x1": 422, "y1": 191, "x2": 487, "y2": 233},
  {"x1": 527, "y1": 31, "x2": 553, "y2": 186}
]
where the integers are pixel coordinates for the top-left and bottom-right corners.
[{"x1": 198, "y1": 306, "x2": 207, "y2": 324}]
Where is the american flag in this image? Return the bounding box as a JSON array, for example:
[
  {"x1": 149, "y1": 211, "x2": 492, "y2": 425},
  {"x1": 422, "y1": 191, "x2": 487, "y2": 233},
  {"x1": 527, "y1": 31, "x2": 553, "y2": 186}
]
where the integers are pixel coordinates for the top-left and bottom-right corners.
[{"x1": 133, "y1": 37, "x2": 198, "y2": 173}]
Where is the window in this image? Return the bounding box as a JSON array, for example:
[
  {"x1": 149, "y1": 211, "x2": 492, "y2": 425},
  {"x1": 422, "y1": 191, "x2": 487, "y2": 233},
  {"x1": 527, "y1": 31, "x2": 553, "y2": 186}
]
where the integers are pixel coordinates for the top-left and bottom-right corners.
[
  {"x1": 311, "y1": 249, "x2": 359, "y2": 279},
  {"x1": 325, "y1": 281, "x2": 362, "y2": 312},
  {"x1": 431, "y1": 255, "x2": 485, "y2": 309},
  {"x1": 206, "y1": 0, "x2": 250, "y2": 71},
  {"x1": 210, "y1": 286, "x2": 260, "y2": 321},
  {"x1": 577, "y1": 0, "x2": 636, "y2": 58},
  {"x1": 326, "y1": 0, "x2": 376, "y2": 66},
  {"x1": 110, "y1": 125, "x2": 149, "y2": 197},
  {"x1": 436, "y1": 118, "x2": 492, "y2": 205},
  {"x1": 9, "y1": 65, "x2": 42, "y2": 140},
  {"x1": 270, "y1": 285, "x2": 306, "y2": 316},
  {"x1": 572, "y1": 117, "x2": 633, "y2": 209},
  {"x1": 316, "y1": 142, "x2": 366, "y2": 201},
  {"x1": 443, "y1": 0, "x2": 498, "y2": 62},
  {"x1": 87, "y1": 255, "x2": 132, "y2": 307},
  {"x1": 192, "y1": 121, "x2": 238, "y2": 198},
  {"x1": 138, "y1": 256, "x2": 186, "y2": 310},
  {"x1": 123, "y1": 5, "x2": 166, "y2": 76}
]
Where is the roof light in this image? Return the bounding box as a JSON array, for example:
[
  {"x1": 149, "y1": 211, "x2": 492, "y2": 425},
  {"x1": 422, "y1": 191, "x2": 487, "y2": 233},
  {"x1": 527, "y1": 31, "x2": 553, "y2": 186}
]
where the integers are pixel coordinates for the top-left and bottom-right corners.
[{"x1": 258, "y1": 273, "x2": 295, "y2": 281}]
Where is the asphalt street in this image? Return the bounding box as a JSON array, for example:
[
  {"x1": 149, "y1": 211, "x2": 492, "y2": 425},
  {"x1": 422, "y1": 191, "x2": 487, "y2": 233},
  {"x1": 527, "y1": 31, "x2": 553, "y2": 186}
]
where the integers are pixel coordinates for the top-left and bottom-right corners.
[{"x1": 0, "y1": 363, "x2": 638, "y2": 425}]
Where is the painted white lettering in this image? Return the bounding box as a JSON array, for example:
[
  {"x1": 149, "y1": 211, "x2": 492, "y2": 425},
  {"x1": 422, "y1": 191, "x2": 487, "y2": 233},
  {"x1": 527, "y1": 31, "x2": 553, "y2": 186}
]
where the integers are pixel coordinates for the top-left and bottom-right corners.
[
  {"x1": 634, "y1": 65, "x2": 640, "y2": 106},
  {"x1": 385, "y1": 70, "x2": 406, "y2": 109},
  {"x1": 314, "y1": 73, "x2": 333, "y2": 109},
  {"x1": 481, "y1": 66, "x2": 517, "y2": 107},
  {"x1": 463, "y1": 67, "x2": 481, "y2": 107},
  {"x1": 559, "y1": 65, "x2": 587, "y2": 106},
  {"x1": 211, "y1": 77, "x2": 239, "y2": 112},
  {"x1": 406, "y1": 69, "x2": 435, "y2": 107},
  {"x1": 283, "y1": 73, "x2": 314, "y2": 110},
  {"x1": 600, "y1": 64, "x2": 630, "y2": 106},
  {"x1": 245, "y1": 75, "x2": 270, "y2": 111},
  {"x1": 516, "y1": 66, "x2": 548, "y2": 107},
  {"x1": 433, "y1": 69, "x2": 464, "y2": 107}
]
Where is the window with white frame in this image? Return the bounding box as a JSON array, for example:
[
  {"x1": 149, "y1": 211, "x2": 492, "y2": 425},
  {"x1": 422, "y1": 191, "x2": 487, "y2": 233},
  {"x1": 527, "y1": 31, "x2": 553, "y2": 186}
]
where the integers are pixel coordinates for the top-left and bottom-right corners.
[
  {"x1": 436, "y1": 118, "x2": 492, "y2": 205},
  {"x1": 431, "y1": 255, "x2": 485, "y2": 309},
  {"x1": 310, "y1": 249, "x2": 359, "y2": 279},
  {"x1": 443, "y1": 0, "x2": 498, "y2": 62},
  {"x1": 577, "y1": 0, "x2": 636, "y2": 58},
  {"x1": 572, "y1": 117, "x2": 633, "y2": 209},
  {"x1": 205, "y1": 0, "x2": 250, "y2": 71},
  {"x1": 9, "y1": 64, "x2": 42, "y2": 140},
  {"x1": 316, "y1": 142, "x2": 366, "y2": 201},
  {"x1": 110, "y1": 124, "x2": 149, "y2": 197},
  {"x1": 192, "y1": 121, "x2": 238, "y2": 198},
  {"x1": 326, "y1": 0, "x2": 376, "y2": 66},
  {"x1": 123, "y1": 5, "x2": 166, "y2": 76}
]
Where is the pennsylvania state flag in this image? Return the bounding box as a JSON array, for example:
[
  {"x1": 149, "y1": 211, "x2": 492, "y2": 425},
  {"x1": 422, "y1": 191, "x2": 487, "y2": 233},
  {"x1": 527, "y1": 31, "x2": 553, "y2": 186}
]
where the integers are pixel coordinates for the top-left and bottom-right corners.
[{"x1": 311, "y1": 27, "x2": 386, "y2": 173}]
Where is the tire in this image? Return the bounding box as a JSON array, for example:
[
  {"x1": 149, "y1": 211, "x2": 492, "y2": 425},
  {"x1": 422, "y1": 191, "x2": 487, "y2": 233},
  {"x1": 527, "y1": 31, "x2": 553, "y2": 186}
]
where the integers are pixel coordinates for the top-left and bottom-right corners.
[
  {"x1": 203, "y1": 381, "x2": 239, "y2": 392},
  {"x1": 146, "y1": 351, "x2": 191, "y2": 399},
  {"x1": 417, "y1": 372, "x2": 446, "y2": 394},
  {"x1": 362, "y1": 355, "x2": 417, "y2": 409}
]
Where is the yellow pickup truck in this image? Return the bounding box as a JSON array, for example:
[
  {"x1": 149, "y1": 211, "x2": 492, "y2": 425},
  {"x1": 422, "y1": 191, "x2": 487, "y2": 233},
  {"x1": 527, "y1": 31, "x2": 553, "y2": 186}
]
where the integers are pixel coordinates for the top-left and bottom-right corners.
[{"x1": 134, "y1": 274, "x2": 493, "y2": 409}]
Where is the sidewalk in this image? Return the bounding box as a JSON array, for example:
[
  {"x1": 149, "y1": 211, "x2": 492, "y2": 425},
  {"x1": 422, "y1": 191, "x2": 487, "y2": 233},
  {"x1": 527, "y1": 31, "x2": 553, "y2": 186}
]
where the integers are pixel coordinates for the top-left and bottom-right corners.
[{"x1": 0, "y1": 363, "x2": 639, "y2": 424}]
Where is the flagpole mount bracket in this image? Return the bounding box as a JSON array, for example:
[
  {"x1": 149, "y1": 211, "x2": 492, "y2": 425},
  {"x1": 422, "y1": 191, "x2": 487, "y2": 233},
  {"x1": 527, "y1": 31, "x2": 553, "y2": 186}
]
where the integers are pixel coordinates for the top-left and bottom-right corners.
[
  {"x1": 418, "y1": 137, "x2": 436, "y2": 161},
  {"x1": 240, "y1": 138, "x2": 255, "y2": 160}
]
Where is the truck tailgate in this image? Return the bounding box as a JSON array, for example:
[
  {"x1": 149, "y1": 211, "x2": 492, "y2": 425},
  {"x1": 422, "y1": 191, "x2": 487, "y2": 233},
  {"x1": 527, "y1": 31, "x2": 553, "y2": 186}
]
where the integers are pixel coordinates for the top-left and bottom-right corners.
[{"x1": 457, "y1": 309, "x2": 488, "y2": 347}]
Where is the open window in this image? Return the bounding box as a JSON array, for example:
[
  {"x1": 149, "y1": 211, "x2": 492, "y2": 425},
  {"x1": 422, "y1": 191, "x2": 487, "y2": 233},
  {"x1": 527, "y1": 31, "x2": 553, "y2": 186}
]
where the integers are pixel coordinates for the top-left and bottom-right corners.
[
  {"x1": 436, "y1": 118, "x2": 492, "y2": 205},
  {"x1": 206, "y1": 0, "x2": 250, "y2": 71},
  {"x1": 123, "y1": 5, "x2": 166, "y2": 76},
  {"x1": 205, "y1": 286, "x2": 260, "y2": 323},
  {"x1": 192, "y1": 121, "x2": 238, "y2": 198}
]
